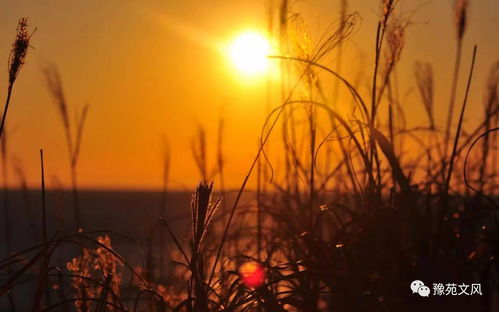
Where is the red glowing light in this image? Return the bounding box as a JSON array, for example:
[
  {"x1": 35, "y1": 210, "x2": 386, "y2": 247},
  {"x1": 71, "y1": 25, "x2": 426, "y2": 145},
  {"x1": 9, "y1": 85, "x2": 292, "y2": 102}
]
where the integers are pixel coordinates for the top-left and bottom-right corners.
[{"x1": 238, "y1": 261, "x2": 265, "y2": 288}]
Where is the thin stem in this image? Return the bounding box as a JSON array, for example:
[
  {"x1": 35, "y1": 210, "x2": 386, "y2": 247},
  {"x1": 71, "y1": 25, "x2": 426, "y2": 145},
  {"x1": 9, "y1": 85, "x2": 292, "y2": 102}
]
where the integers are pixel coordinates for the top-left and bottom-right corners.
[
  {"x1": 208, "y1": 100, "x2": 286, "y2": 287},
  {"x1": 40, "y1": 150, "x2": 47, "y2": 244},
  {"x1": 2, "y1": 134, "x2": 10, "y2": 257},
  {"x1": 0, "y1": 85, "x2": 13, "y2": 141},
  {"x1": 444, "y1": 39, "x2": 463, "y2": 159},
  {"x1": 444, "y1": 45, "x2": 477, "y2": 197}
]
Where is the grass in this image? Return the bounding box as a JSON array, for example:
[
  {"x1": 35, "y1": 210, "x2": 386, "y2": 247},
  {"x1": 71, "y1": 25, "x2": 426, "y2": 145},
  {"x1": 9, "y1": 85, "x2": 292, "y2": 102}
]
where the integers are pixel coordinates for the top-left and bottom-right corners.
[
  {"x1": 43, "y1": 65, "x2": 89, "y2": 231},
  {"x1": 0, "y1": 1, "x2": 498, "y2": 311}
]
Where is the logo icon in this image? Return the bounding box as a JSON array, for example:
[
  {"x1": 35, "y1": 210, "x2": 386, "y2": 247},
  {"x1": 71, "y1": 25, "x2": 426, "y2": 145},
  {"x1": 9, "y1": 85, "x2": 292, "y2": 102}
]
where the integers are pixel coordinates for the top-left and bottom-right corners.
[
  {"x1": 418, "y1": 285, "x2": 431, "y2": 297},
  {"x1": 411, "y1": 280, "x2": 483, "y2": 297},
  {"x1": 410, "y1": 280, "x2": 429, "y2": 297}
]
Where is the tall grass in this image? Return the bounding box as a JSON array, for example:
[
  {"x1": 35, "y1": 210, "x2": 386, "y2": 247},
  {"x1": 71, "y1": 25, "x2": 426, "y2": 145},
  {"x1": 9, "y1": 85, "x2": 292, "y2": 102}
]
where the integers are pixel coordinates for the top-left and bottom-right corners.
[
  {"x1": 1, "y1": 1, "x2": 498, "y2": 311},
  {"x1": 444, "y1": 0, "x2": 469, "y2": 162},
  {"x1": 0, "y1": 18, "x2": 34, "y2": 140},
  {"x1": 1, "y1": 131, "x2": 11, "y2": 258},
  {"x1": 43, "y1": 66, "x2": 89, "y2": 231},
  {"x1": 1, "y1": 18, "x2": 33, "y2": 258}
]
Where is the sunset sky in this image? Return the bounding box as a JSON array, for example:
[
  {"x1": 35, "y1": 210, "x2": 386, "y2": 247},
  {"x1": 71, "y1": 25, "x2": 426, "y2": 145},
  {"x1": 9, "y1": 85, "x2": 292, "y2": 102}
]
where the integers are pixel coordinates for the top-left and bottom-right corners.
[{"x1": 0, "y1": 0, "x2": 497, "y2": 190}]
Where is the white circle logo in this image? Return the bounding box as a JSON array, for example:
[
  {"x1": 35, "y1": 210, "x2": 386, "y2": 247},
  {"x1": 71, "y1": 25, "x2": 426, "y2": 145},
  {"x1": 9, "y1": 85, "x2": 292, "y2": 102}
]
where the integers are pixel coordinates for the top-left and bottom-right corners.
[
  {"x1": 418, "y1": 285, "x2": 430, "y2": 297},
  {"x1": 410, "y1": 280, "x2": 425, "y2": 293},
  {"x1": 410, "y1": 280, "x2": 430, "y2": 297}
]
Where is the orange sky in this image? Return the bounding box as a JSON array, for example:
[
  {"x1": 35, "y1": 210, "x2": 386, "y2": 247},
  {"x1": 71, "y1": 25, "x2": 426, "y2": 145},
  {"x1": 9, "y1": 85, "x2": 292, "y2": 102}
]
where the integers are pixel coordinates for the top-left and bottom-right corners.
[{"x1": 0, "y1": 0, "x2": 497, "y2": 190}]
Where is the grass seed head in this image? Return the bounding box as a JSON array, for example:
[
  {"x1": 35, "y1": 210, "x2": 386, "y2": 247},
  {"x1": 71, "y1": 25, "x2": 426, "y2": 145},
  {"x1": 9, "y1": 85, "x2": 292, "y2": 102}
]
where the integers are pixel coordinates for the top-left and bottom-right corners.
[
  {"x1": 454, "y1": 0, "x2": 469, "y2": 41},
  {"x1": 8, "y1": 17, "x2": 34, "y2": 85},
  {"x1": 386, "y1": 18, "x2": 405, "y2": 65},
  {"x1": 382, "y1": 0, "x2": 396, "y2": 24},
  {"x1": 414, "y1": 62, "x2": 435, "y2": 129}
]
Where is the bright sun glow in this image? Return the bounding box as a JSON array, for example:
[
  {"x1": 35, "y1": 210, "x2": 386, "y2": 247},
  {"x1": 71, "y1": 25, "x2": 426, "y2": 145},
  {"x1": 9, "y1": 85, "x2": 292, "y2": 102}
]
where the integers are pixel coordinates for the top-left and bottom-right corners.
[{"x1": 229, "y1": 32, "x2": 271, "y2": 76}]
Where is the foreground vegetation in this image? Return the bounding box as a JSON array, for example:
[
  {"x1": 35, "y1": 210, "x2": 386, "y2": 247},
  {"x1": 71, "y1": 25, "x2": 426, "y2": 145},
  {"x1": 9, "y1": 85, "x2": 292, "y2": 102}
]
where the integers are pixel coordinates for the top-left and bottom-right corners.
[{"x1": 1, "y1": 0, "x2": 498, "y2": 311}]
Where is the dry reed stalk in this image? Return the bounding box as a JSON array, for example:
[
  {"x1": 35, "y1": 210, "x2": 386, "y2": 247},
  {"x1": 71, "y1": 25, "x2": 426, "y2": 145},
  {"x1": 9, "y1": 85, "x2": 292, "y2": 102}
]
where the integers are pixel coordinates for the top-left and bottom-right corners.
[
  {"x1": 0, "y1": 18, "x2": 34, "y2": 140},
  {"x1": 160, "y1": 183, "x2": 222, "y2": 310},
  {"x1": 190, "y1": 182, "x2": 220, "y2": 312},
  {"x1": 363, "y1": 1, "x2": 398, "y2": 197},
  {"x1": 444, "y1": 45, "x2": 477, "y2": 196},
  {"x1": 443, "y1": 0, "x2": 469, "y2": 170},
  {"x1": 414, "y1": 61, "x2": 442, "y2": 190},
  {"x1": 377, "y1": 17, "x2": 406, "y2": 107},
  {"x1": 43, "y1": 66, "x2": 89, "y2": 231},
  {"x1": 378, "y1": 15, "x2": 406, "y2": 189},
  {"x1": 1, "y1": 18, "x2": 34, "y2": 258},
  {"x1": 40, "y1": 150, "x2": 47, "y2": 244},
  {"x1": 414, "y1": 62, "x2": 435, "y2": 130},
  {"x1": 1, "y1": 131, "x2": 10, "y2": 257},
  {"x1": 30, "y1": 149, "x2": 50, "y2": 311}
]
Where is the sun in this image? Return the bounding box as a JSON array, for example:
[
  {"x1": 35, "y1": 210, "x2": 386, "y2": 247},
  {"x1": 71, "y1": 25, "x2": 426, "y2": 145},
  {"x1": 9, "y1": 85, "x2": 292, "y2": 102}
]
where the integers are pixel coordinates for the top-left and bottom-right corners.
[{"x1": 229, "y1": 32, "x2": 271, "y2": 76}]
